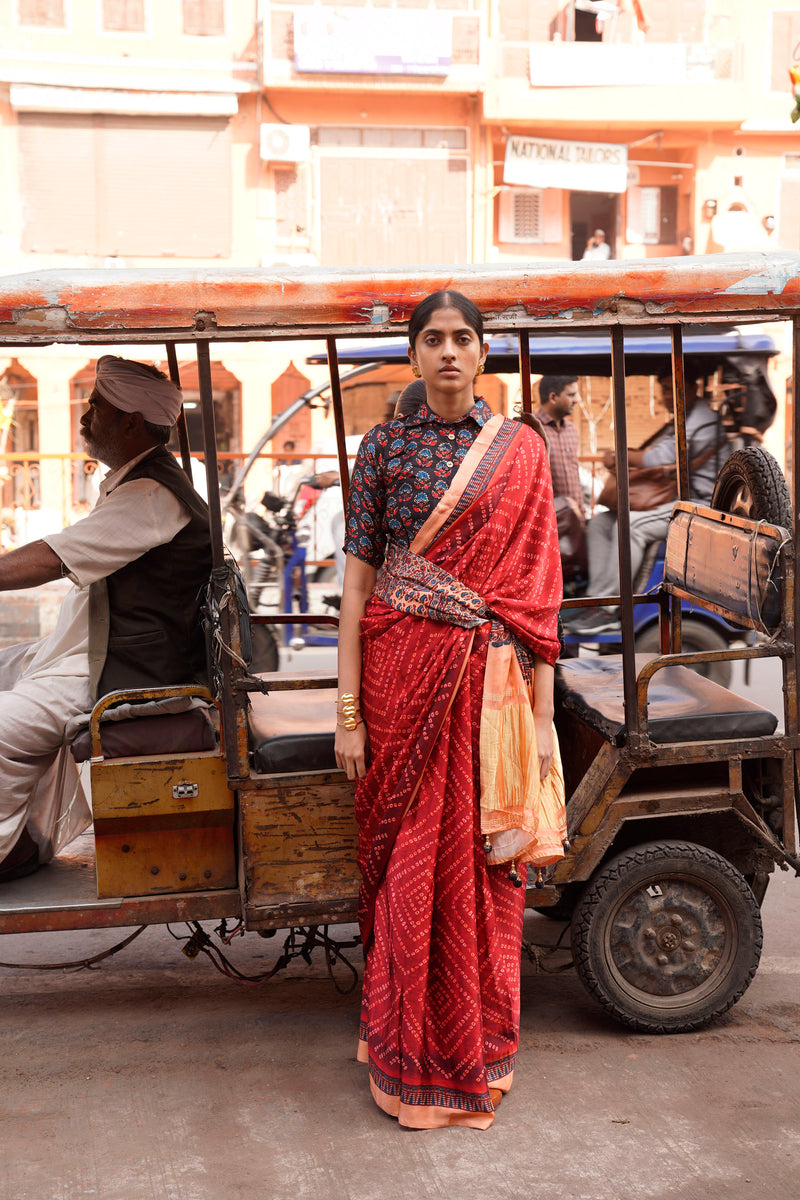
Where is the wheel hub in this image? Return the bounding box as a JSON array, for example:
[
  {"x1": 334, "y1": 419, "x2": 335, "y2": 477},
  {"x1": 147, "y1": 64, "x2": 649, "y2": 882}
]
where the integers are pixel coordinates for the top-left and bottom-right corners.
[{"x1": 607, "y1": 879, "x2": 732, "y2": 997}]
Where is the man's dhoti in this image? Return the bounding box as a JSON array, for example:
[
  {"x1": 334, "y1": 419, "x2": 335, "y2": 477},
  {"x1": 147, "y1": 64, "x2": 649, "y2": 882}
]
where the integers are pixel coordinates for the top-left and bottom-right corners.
[{"x1": 0, "y1": 642, "x2": 92, "y2": 864}]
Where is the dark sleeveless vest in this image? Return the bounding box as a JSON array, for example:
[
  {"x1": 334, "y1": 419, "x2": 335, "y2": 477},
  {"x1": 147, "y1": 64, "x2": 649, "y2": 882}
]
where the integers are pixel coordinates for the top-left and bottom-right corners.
[{"x1": 90, "y1": 445, "x2": 212, "y2": 699}]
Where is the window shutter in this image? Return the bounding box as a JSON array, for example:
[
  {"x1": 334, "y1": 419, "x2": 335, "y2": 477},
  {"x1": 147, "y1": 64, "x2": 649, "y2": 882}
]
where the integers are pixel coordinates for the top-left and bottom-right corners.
[
  {"x1": 182, "y1": 0, "x2": 225, "y2": 36},
  {"x1": 103, "y1": 0, "x2": 146, "y2": 32},
  {"x1": 498, "y1": 188, "x2": 543, "y2": 244},
  {"x1": 18, "y1": 0, "x2": 64, "y2": 26},
  {"x1": 18, "y1": 115, "x2": 231, "y2": 257}
]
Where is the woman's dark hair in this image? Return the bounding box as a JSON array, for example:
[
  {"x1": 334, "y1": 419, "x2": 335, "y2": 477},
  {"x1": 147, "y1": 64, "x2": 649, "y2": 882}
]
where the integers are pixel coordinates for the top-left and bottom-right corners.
[
  {"x1": 394, "y1": 379, "x2": 427, "y2": 418},
  {"x1": 407, "y1": 290, "x2": 484, "y2": 349}
]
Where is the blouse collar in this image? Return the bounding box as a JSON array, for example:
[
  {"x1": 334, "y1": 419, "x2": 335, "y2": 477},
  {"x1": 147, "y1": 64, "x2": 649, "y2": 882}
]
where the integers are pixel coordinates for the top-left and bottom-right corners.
[{"x1": 403, "y1": 397, "x2": 492, "y2": 430}]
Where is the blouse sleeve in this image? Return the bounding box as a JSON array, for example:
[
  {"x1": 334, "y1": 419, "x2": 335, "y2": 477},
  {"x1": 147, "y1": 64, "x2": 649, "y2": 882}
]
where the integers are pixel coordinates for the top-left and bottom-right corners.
[{"x1": 344, "y1": 431, "x2": 388, "y2": 568}]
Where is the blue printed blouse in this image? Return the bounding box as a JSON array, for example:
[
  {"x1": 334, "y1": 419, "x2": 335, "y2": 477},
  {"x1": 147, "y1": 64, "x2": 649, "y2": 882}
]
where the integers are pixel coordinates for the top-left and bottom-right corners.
[{"x1": 344, "y1": 398, "x2": 493, "y2": 568}]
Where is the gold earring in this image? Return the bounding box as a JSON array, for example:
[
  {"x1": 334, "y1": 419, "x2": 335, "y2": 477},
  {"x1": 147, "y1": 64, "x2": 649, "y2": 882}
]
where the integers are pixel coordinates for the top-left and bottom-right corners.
[
  {"x1": 411, "y1": 364, "x2": 421, "y2": 378},
  {"x1": 475, "y1": 363, "x2": 485, "y2": 378}
]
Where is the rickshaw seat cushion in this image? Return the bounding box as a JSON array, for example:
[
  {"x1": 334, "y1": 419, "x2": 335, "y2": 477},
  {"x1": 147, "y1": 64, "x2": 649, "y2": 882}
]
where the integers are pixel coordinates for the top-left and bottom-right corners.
[
  {"x1": 248, "y1": 684, "x2": 338, "y2": 774},
  {"x1": 555, "y1": 655, "x2": 778, "y2": 746},
  {"x1": 253, "y1": 732, "x2": 337, "y2": 774},
  {"x1": 70, "y1": 708, "x2": 217, "y2": 764}
]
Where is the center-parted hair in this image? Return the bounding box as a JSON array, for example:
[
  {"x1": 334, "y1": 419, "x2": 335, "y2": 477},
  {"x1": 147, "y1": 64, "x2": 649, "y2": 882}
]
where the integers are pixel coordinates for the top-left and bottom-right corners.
[{"x1": 407, "y1": 290, "x2": 484, "y2": 349}]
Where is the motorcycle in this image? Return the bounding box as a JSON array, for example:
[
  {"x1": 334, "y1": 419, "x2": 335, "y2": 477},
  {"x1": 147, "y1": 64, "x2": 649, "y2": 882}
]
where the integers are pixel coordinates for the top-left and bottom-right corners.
[{"x1": 228, "y1": 473, "x2": 342, "y2": 671}]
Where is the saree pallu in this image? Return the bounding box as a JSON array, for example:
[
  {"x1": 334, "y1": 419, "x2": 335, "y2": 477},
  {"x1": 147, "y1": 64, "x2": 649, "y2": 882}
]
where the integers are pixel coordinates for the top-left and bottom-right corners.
[{"x1": 355, "y1": 418, "x2": 563, "y2": 1130}]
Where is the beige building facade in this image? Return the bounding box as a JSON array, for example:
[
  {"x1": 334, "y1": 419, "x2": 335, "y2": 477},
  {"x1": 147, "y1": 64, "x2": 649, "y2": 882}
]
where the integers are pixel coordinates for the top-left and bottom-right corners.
[{"x1": 0, "y1": 0, "x2": 798, "y2": 529}]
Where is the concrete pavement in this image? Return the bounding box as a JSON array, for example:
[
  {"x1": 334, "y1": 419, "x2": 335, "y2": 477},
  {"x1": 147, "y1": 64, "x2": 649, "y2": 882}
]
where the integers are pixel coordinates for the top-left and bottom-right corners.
[{"x1": 1, "y1": 868, "x2": 799, "y2": 1200}]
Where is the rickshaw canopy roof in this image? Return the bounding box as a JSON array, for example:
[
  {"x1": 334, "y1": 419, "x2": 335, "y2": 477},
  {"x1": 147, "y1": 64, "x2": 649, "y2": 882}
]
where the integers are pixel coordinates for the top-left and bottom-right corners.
[{"x1": 1, "y1": 252, "x2": 800, "y2": 344}]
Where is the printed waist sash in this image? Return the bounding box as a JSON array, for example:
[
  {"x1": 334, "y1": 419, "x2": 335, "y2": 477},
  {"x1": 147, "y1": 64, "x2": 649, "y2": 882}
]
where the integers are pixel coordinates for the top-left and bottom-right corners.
[{"x1": 374, "y1": 542, "x2": 566, "y2": 867}]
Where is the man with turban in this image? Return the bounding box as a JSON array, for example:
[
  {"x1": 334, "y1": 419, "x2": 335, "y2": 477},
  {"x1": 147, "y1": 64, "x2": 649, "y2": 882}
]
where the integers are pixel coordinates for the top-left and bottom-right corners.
[{"x1": 0, "y1": 356, "x2": 212, "y2": 882}]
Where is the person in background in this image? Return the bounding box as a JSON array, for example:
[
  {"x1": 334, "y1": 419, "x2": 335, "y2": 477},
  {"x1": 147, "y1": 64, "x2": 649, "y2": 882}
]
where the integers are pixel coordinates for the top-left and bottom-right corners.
[
  {"x1": 535, "y1": 375, "x2": 585, "y2": 522},
  {"x1": 582, "y1": 229, "x2": 611, "y2": 261},
  {"x1": 567, "y1": 369, "x2": 729, "y2": 635}
]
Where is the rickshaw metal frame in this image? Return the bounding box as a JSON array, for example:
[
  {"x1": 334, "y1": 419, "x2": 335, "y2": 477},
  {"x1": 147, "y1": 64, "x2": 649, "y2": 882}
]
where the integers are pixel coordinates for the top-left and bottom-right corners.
[{"x1": 0, "y1": 253, "x2": 799, "y2": 940}]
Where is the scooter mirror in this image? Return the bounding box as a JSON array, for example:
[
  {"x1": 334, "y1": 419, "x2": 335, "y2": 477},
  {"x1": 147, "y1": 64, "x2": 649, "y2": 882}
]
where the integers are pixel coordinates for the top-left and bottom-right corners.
[{"x1": 261, "y1": 490, "x2": 285, "y2": 513}]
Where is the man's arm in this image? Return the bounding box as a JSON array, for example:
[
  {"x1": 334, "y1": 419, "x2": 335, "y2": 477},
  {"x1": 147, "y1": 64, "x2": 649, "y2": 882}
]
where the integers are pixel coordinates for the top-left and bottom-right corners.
[{"x1": 0, "y1": 540, "x2": 64, "y2": 592}]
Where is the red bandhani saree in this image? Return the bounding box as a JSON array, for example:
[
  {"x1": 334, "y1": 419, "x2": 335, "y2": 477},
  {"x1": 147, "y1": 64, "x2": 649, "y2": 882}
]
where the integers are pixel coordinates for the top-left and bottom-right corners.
[{"x1": 355, "y1": 416, "x2": 563, "y2": 1129}]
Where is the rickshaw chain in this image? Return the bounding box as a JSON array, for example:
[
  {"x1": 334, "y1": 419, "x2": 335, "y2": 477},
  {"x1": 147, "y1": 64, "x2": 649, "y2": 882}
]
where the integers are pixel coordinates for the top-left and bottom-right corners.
[
  {"x1": 174, "y1": 920, "x2": 362, "y2": 993},
  {"x1": 0, "y1": 924, "x2": 147, "y2": 972}
]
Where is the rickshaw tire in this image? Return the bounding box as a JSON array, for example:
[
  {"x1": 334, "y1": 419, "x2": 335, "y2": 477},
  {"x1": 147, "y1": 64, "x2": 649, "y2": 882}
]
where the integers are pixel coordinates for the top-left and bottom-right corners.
[
  {"x1": 635, "y1": 619, "x2": 731, "y2": 688},
  {"x1": 250, "y1": 622, "x2": 280, "y2": 673},
  {"x1": 711, "y1": 447, "x2": 792, "y2": 528},
  {"x1": 570, "y1": 839, "x2": 763, "y2": 1034}
]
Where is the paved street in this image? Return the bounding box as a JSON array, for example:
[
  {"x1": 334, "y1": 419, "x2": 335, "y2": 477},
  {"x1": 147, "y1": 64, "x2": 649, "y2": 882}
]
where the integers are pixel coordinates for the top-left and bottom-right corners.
[
  {"x1": 2, "y1": 856, "x2": 799, "y2": 1200},
  {"x1": 1, "y1": 631, "x2": 798, "y2": 1199}
]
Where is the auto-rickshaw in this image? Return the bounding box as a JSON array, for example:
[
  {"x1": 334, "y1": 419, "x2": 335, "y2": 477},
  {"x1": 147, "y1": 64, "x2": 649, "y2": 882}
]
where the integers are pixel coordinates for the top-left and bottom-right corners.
[{"x1": 0, "y1": 254, "x2": 798, "y2": 1034}]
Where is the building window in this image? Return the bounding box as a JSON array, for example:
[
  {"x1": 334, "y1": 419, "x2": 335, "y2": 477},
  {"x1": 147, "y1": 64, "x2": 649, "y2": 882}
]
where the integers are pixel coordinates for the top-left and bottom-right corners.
[
  {"x1": 314, "y1": 127, "x2": 467, "y2": 151},
  {"x1": 627, "y1": 185, "x2": 678, "y2": 245},
  {"x1": 182, "y1": 0, "x2": 224, "y2": 37},
  {"x1": 102, "y1": 0, "x2": 145, "y2": 32},
  {"x1": 771, "y1": 10, "x2": 800, "y2": 92},
  {"x1": 18, "y1": 0, "x2": 65, "y2": 26},
  {"x1": 498, "y1": 188, "x2": 543, "y2": 243}
]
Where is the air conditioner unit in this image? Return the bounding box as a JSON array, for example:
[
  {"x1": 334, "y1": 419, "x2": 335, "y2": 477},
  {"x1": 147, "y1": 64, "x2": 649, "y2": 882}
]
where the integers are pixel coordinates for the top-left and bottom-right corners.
[{"x1": 259, "y1": 123, "x2": 311, "y2": 163}]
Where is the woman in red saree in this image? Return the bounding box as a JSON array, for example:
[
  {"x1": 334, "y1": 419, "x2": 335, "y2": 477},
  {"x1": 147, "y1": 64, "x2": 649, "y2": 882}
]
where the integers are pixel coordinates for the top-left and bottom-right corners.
[{"x1": 336, "y1": 291, "x2": 564, "y2": 1129}]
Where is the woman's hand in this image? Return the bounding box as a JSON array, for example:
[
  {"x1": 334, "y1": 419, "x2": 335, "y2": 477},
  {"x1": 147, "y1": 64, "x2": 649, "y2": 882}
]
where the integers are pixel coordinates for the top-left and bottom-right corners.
[
  {"x1": 533, "y1": 712, "x2": 554, "y2": 781},
  {"x1": 532, "y1": 657, "x2": 555, "y2": 781},
  {"x1": 335, "y1": 724, "x2": 369, "y2": 781}
]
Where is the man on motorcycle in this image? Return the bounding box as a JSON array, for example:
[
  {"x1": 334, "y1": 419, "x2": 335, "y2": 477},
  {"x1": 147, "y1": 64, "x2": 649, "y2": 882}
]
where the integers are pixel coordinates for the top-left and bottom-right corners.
[{"x1": 566, "y1": 370, "x2": 729, "y2": 635}]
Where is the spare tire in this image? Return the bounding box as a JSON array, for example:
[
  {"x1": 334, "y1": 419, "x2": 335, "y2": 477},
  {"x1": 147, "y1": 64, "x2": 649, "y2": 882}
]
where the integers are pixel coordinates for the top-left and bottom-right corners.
[{"x1": 711, "y1": 447, "x2": 792, "y2": 528}]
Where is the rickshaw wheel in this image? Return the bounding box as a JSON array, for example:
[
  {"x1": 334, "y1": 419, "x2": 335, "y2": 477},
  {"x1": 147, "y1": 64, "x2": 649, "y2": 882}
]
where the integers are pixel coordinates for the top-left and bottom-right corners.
[
  {"x1": 250, "y1": 622, "x2": 280, "y2": 673},
  {"x1": 711, "y1": 447, "x2": 792, "y2": 528},
  {"x1": 570, "y1": 840, "x2": 762, "y2": 1034},
  {"x1": 635, "y1": 619, "x2": 731, "y2": 688}
]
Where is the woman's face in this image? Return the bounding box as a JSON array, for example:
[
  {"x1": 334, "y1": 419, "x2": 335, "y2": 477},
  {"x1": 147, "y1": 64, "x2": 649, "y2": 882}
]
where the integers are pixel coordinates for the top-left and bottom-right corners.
[{"x1": 408, "y1": 306, "x2": 487, "y2": 396}]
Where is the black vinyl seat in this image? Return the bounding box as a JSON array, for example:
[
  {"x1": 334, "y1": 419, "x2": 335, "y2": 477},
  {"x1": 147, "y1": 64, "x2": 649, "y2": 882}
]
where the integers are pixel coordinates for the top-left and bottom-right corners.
[
  {"x1": 556, "y1": 655, "x2": 778, "y2": 747},
  {"x1": 248, "y1": 684, "x2": 338, "y2": 775},
  {"x1": 252, "y1": 732, "x2": 337, "y2": 774}
]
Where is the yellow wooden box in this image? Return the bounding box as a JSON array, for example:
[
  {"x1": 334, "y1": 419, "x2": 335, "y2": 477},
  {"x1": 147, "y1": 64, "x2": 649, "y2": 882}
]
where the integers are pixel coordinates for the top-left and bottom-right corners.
[{"x1": 91, "y1": 750, "x2": 236, "y2": 899}]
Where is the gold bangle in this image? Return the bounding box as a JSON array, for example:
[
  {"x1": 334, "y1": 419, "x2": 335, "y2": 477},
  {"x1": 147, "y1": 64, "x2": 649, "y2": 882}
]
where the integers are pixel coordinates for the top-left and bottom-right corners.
[
  {"x1": 338, "y1": 693, "x2": 360, "y2": 723},
  {"x1": 337, "y1": 716, "x2": 363, "y2": 729}
]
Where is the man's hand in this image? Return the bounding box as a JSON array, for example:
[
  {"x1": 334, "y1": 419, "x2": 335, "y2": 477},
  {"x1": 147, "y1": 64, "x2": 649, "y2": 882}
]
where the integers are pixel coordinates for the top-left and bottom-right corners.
[{"x1": 0, "y1": 541, "x2": 64, "y2": 591}]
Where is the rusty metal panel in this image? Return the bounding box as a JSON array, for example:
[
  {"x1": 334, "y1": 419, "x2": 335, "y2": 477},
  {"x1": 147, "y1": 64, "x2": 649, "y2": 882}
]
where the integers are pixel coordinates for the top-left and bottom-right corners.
[
  {"x1": 2, "y1": 254, "x2": 800, "y2": 344},
  {"x1": 239, "y1": 774, "x2": 360, "y2": 924}
]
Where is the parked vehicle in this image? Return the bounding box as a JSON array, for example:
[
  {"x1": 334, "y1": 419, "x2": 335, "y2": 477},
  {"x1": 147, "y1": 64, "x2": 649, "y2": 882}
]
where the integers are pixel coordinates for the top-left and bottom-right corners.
[{"x1": 0, "y1": 256, "x2": 798, "y2": 1035}]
